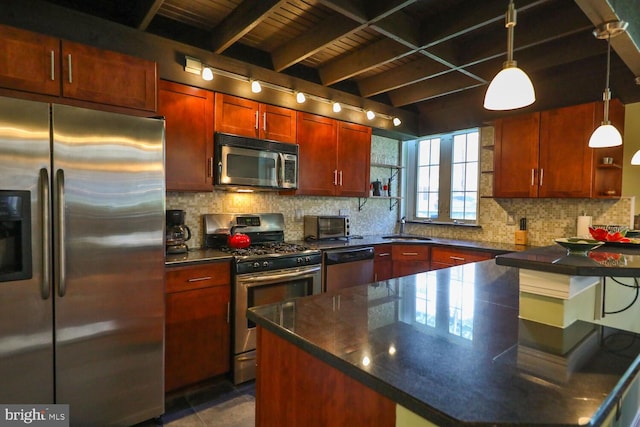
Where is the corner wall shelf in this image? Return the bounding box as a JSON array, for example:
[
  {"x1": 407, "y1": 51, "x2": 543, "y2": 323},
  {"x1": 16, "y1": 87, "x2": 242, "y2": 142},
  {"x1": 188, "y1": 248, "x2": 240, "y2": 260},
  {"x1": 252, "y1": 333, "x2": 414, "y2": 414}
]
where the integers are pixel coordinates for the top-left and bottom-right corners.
[{"x1": 361, "y1": 163, "x2": 404, "y2": 211}]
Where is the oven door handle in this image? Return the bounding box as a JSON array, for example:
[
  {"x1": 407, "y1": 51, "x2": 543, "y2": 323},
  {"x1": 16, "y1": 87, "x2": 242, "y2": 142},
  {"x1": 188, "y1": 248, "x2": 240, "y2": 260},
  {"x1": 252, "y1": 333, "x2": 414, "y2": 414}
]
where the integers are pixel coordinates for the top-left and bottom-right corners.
[{"x1": 239, "y1": 266, "x2": 321, "y2": 284}]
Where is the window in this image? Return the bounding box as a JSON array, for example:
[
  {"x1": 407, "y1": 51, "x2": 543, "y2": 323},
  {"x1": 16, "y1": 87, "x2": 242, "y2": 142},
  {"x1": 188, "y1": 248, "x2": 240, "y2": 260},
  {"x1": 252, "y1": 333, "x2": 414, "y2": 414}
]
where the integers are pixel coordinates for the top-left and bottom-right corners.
[{"x1": 404, "y1": 129, "x2": 479, "y2": 224}]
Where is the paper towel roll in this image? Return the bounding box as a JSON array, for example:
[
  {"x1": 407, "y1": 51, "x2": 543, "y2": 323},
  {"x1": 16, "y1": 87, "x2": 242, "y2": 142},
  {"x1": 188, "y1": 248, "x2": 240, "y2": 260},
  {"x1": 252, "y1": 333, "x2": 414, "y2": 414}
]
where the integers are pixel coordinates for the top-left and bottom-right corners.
[{"x1": 577, "y1": 216, "x2": 592, "y2": 237}]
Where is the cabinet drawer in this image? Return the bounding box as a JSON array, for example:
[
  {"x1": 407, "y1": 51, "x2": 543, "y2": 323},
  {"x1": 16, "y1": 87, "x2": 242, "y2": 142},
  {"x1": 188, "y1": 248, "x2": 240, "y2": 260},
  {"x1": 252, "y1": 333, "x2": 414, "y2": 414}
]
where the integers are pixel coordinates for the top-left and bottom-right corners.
[
  {"x1": 166, "y1": 261, "x2": 231, "y2": 293},
  {"x1": 391, "y1": 245, "x2": 429, "y2": 261},
  {"x1": 431, "y1": 247, "x2": 492, "y2": 265}
]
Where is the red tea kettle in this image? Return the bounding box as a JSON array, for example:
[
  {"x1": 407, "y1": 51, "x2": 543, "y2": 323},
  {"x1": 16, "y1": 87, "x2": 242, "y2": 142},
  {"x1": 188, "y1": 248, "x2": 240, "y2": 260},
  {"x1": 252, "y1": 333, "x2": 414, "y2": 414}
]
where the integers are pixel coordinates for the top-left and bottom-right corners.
[{"x1": 228, "y1": 225, "x2": 251, "y2": 249}]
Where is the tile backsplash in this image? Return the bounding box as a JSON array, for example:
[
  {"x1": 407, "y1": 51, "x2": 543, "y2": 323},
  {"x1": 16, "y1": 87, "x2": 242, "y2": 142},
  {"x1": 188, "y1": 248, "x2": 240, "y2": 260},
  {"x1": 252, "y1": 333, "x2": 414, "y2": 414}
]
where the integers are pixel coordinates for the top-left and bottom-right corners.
[{"x1": 167, "y1": 130, "x2": 635, "y2": 249}]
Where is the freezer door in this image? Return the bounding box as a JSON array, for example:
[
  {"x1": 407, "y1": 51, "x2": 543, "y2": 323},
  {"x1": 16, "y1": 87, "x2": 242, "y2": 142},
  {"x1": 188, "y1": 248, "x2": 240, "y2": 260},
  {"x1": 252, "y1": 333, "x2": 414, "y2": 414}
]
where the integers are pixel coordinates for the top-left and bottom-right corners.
[
  {"x1": 0, "y1": 96, "x2": 54, "y2": 403},
  {"x1": 52, "y1": 105, "x2": 165, "y2": 426}
]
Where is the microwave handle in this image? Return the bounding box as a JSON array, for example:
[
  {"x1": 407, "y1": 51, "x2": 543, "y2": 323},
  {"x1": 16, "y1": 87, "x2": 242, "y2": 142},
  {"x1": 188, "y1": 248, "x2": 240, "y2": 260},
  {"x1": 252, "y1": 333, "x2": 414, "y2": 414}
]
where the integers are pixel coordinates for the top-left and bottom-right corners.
[{"x1": 278, "y1": 152, "x2": 285, "y2": 186}]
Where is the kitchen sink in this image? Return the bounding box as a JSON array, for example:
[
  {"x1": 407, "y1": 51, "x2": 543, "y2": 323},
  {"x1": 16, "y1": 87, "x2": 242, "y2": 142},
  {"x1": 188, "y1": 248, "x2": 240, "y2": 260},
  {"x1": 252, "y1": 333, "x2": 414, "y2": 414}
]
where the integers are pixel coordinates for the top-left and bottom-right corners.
[{"x1": 382, "y1": 235, "x2": 431, "y2": 241}]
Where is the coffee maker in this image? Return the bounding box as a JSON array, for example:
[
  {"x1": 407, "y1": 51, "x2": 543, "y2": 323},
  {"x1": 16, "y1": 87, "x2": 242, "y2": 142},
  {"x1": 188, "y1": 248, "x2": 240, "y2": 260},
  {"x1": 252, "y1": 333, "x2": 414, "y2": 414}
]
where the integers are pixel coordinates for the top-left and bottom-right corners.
[{"x1": 166, "y1": 210, "x2": 191, "y2": 254}]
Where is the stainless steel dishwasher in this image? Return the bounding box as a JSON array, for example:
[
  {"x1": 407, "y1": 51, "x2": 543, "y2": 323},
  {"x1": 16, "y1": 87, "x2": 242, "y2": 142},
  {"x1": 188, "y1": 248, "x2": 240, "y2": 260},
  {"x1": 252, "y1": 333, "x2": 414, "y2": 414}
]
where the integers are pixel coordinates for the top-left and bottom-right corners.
[{"x1": 323, "y1": 247, "x2": 375, "y2": 292}]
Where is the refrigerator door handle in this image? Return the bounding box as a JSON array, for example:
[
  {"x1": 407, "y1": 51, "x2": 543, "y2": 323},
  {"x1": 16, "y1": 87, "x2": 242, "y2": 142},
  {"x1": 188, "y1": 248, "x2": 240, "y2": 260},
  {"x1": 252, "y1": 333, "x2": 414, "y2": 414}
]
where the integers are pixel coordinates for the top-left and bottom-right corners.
[
  {"x1": 39, "y1": 168, "x2": 51, "y2": 300},
  {"x1": 55, "y1": 169, "x2": 67, "y2": 297}
]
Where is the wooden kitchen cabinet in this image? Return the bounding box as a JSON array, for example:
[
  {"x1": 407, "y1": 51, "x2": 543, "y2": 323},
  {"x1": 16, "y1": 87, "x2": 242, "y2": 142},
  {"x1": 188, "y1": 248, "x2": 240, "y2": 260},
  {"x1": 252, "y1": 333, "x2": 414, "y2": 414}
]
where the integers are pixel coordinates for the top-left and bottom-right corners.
[
  {"x1": 430, "y1": 246, "x2": 493, "y2": 270},
  {"x1": 392, "y1": 244, "x2": 430, "y2": 278},
  {"x1": 214, "y1": 93, "x2": 296, "y2": 142},
  {"x1": 159, "y1": 80, "x2": 214, "y2": 191},
  {"x1": 296, "y1": 112, "x2": 371, "y2": 197},
  {"x1": 493, "y1": 100, "x2": 624, "y2": 198},
  {"x1": 374, "y1": 244, "x2": 393, "y2": 281},
  {"x1": 165, "y1": 261, "x2": 231, "y2": 391},
  {"x1": 0, "y1": 25, "x2": 157, "y2": 112}
]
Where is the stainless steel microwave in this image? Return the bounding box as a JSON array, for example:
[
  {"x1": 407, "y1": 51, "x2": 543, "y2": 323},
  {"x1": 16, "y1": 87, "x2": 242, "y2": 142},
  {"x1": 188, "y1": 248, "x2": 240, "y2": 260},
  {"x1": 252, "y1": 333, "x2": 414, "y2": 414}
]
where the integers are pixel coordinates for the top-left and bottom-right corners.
[
  {"x1": 214, "y1": 133, "x2": 298, "y2": 191},
  {"x1": 303, "y1": 215, "x2": 350, "y2": 240}
]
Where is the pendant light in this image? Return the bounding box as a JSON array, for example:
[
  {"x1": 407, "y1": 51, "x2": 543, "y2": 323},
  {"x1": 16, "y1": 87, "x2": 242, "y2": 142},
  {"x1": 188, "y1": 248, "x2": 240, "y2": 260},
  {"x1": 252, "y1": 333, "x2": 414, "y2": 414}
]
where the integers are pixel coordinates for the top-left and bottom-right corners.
[
  {"x1": 484, "y1": 0, "x2": 535, "y2": 110},
  {"x1": 588, "y1": 20, "x2": 627, "y2": 148}
]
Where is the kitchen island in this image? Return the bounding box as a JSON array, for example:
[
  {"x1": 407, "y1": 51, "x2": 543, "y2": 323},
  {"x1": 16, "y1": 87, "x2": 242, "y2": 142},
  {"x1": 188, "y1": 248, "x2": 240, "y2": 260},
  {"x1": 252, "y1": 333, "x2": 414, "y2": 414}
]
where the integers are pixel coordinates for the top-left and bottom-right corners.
[{"x1": 248, "y1": 255, "x2": 640, "y2": 426}]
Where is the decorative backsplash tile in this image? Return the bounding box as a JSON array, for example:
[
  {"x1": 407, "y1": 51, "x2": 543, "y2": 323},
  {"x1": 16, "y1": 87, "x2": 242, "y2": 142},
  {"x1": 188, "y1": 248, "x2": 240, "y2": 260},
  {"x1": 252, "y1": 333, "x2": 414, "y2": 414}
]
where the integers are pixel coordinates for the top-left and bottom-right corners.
[{"x1": 168, "y1": 129, "x2": 635, "y2": 249}]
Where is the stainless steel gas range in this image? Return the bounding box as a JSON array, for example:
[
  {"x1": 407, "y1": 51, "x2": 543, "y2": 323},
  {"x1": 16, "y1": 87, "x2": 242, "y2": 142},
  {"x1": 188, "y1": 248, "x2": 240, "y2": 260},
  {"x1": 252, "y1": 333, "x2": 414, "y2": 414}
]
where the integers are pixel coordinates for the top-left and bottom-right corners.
[{"x1": 203, "y1": 213, "x2": 322, "y2": 384}]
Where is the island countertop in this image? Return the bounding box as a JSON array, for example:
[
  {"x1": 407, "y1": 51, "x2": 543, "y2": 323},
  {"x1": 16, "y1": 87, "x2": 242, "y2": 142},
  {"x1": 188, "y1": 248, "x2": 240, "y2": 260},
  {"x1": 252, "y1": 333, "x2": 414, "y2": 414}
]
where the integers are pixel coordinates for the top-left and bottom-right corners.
[
  {"x1": 496, "y1": 244, "x2": 640, "y2": 276},
  {"x1": 248, "y1": 260, "x2": 640, "y2": 426}
]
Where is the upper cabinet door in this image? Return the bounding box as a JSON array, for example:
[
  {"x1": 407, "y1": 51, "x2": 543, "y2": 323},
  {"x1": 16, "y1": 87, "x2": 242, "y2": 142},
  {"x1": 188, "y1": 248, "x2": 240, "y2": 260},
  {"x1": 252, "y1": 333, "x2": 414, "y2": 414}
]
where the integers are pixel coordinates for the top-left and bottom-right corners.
[
  {"x1": 215, "y1": 93, "x2": 296, "y2": 142},
  {"x1": 160, "y1": 80, "x2": 214, "y2": 192},
  {"x1": 261, "y1": 104, "x2": 296, "y2": 143},
  {"x1": 0, "y1": 25, "x2": 60, "y2": 96},
  {"x1": 337, "y1": 122, "x2": 371, "y2": 197},
  {"x1": 214, "y1": 93, "x2": 260, "y2": 138},
  {"x1": 61, "y1": 41, "x2": 157, "y2": 111},
  {"x1": 493, "y1": 113, "x2": 540, "y2": 198},
  {"x1": 296, "y1": 112, "x2": 338, "y2": 196},
  {"x1": 538, "y1": 103, "x2": 594, "y2": 198}
]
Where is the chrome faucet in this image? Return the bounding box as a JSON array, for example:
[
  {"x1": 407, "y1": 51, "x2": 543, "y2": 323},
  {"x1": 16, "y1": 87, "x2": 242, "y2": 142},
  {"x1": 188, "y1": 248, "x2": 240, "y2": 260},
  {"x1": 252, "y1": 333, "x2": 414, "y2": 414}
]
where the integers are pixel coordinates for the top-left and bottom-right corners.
[{"x1": 399, "y1": 216, "x2": 406, "y2": 235}]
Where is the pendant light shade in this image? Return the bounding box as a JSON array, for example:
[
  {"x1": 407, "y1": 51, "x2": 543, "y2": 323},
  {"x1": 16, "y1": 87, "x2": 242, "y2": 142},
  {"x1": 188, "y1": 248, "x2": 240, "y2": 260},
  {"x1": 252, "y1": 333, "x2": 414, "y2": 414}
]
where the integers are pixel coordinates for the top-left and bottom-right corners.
[
  {"x1": 589, "y1": 123, "x2": 622, "y2": 148},
  {"x1": 483, "y1": 1, "x2": 535, "y2": 111},
  {"x1": 631, "y1": 150, "x2": 640, "y2": 165},
  {"x1": 588, "y1": 20, "x2": 627, "y2": 148},
  {"x1": 484, "y1": 66, "x2": 535, "y2": 110}
]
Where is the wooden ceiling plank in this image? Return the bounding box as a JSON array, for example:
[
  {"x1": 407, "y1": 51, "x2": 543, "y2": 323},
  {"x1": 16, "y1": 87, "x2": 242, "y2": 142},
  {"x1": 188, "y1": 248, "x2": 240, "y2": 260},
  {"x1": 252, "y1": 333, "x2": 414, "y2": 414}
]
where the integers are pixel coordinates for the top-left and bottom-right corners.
[
  {"x1": 210, "y1": 0, "x2": 286, "y2": 54},
  {"x1": 389, "y1": 72, "x2": 482, "y2": 107},
  {"x1": 314, "y1": 0, "x2": 368, "y2": 24},
  {"x1": 136, "y1": 0, "x2": 165, "y2": 30},
  {"x1": 358, "y1": 58, "x2": 451, "y2": 97},
  {"x1": 319, "y1": 37, "x2": 413, "y2": 85},
  {"x1": 272, "y1": 14, "x2": 360, "y2": 72}
]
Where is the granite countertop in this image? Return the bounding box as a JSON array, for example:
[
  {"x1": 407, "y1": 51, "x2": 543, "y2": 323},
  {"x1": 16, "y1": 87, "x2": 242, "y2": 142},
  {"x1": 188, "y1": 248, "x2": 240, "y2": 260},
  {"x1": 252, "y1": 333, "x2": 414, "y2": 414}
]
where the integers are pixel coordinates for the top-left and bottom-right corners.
[
  {"x1": 248, "y1": 260, "x2": 640, "y2": 426},
  {"x1": 165, "y1": 236, "x2": 527, "y2": 266},
  {"x1": 496, "y1": 244, "x2": 640, "y2": 277}
]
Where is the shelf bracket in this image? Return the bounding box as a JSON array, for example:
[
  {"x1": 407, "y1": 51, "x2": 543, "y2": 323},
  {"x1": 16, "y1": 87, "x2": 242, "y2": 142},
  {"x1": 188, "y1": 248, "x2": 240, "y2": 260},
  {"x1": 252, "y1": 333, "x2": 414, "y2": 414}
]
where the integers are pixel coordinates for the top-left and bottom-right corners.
[
  {"x1": 389, "y1": 198, "x2": 398, "y2": 211},
  {"x1": 358, "y1": 197, "x2": 368, "y2": 211}
]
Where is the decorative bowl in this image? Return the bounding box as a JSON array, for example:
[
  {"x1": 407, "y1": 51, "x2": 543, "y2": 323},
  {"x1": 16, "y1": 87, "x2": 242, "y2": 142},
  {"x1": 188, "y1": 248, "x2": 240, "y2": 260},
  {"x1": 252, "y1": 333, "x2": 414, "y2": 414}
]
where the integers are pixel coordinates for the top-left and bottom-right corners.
[{"x1": 554, "y1": 237, "x2": 604, "y2": 254}]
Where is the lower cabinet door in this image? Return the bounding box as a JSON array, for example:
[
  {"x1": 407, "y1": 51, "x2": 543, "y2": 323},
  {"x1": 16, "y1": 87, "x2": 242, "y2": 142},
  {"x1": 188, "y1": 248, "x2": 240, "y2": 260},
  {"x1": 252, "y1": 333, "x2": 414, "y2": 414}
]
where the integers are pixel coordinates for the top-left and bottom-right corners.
[{"x1": 165, "y1": 285, "x2": 230, "y2": 391}]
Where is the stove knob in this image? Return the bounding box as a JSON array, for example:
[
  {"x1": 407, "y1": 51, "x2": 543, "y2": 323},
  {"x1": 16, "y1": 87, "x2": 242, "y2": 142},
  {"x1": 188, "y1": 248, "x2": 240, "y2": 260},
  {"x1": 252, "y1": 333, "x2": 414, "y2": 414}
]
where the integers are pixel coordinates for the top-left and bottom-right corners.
[
  {"x1": 262, "y1": 261, "x2": 269, "y2": 268},
  {"x1": 252, "y1": 262, "x2": 260, "y2": 269},
  {"x1": 305, "y1": 256, "x2": 311, "y2": 263},
  {"x1": 296, "y1": 257, "x2": 302, "y2": 264}
]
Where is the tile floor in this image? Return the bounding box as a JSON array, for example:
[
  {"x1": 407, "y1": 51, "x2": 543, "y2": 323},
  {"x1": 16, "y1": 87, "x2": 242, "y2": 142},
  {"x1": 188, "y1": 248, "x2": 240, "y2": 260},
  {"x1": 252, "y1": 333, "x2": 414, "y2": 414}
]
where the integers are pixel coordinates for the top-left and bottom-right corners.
[{"x1": 134, "y1": 379, "x2": 255, "y2": 427}]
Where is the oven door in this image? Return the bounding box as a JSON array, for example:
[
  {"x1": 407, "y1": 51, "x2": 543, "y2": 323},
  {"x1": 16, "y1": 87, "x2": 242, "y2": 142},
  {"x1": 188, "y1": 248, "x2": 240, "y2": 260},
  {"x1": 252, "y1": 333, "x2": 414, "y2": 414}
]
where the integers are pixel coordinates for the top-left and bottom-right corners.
[{"x1": 233, "y1": 264, "x2": 321, "y2": 383}]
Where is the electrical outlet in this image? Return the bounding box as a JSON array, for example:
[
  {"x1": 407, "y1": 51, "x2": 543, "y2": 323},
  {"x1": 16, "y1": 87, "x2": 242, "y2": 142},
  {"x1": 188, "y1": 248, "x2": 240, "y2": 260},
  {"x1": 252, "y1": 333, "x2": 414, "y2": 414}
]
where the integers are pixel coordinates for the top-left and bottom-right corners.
[
  {"x1": 506, "y1": 213, "x2": 516, "y2": 225},
  {"x1": 295, "y1": 209, "x2": 303, "y2": 221}
]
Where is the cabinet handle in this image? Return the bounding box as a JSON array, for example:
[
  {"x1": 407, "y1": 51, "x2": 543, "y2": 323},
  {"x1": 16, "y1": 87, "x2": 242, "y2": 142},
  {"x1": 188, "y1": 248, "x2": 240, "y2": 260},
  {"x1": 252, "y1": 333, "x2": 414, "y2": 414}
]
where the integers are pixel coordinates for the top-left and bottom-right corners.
[
  {"x1": 187, "y1": 276, "x2": 212, "y2": 282},
  {"x1": 67, "y1": 54, "x2": 72, "y2": 83},
  {"x1": 50, "y1": 50, "x2": 55, "y2": 81},
  {"x1": 333, "y1": 169, "x2": 338, "y2": 186},
  {"x1": 539, "y1": 168, "x2": 544, "y2": 186},
  {"x1": 530, "y1": 169, "x2": 535, "y2": 186},
  {"x1": 449, "y1": 256, "x2": 465, "y2": 262},
  {"x1": 377, "y1": 253, "x2": 391, "y2": 257},
  {"x1": 254, "y1": 111, "x2": 259, "y2": 130},
  {"x1": 263, "y1": 112, "x2": 266, "y2": 131},
  {"x1": 338, "y1": 170, "x2": 343, "y2": 186},
  {"x1": 208, "y1": 157, "x2": 213, "y2": 177},
  {"x1": 402, "y1": 252, "x2": 419, "y2": 256},
  {"x1": 226, "y1": 301, "x2": 230, "y2": 324}
]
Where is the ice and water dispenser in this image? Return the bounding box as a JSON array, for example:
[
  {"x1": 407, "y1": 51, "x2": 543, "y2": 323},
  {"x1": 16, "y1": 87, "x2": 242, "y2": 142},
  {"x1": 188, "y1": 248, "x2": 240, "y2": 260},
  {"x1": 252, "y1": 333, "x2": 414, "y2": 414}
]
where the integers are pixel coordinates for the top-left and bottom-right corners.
[{"x1": 0, "y1": 191, "x2": 31, "y2": 282}]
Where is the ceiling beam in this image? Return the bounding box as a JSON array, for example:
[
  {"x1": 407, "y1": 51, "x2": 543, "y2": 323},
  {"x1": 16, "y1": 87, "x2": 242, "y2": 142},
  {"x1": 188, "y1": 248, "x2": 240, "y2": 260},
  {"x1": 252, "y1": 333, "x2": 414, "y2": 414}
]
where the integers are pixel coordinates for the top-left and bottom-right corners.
[
  {"x1": 210, "y1": 0, "x2": 285, "y2": 54},
  {"x1": 135, "y1": 0, "x2": 164, "y2": 31},
  {"x1": 319, "y1": 38, "x2": 413, "y2": 85},
  {"x1": 389, "y1": 72, "x2": 483, "y2": 107},
  {"x1": 358, "y1": 57, "x2": 450, "y2": 97},
  {"x1": 272, "y1": 14, "x2": 359, "y2": 72},
  {"x1": 575, "y1": 0, "x2": 640, "y2": 81}
]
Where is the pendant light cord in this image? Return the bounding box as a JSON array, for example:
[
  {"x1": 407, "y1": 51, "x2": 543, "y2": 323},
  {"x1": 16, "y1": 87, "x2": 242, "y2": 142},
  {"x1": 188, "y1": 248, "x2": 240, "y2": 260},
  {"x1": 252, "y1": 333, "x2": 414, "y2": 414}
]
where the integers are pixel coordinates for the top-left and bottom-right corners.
[{"x1": 603, "y1": 33, "x2": 612, "y2": 124}]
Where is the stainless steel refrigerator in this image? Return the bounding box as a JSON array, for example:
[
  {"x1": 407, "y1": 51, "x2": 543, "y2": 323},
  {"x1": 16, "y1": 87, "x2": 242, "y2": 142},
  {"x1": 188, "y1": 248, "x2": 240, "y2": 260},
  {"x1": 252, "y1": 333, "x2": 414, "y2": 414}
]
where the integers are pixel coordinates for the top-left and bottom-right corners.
[{"x1": 0, "y1": 96, "x2": 165, "y2": 426}]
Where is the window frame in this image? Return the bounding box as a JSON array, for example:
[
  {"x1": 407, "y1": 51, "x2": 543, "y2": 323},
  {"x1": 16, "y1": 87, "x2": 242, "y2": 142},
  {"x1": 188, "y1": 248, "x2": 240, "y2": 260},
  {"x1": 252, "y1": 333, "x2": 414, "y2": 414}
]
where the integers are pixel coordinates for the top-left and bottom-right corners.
[{"x1": 403, "y1": 128, "x2": 480, "y2": 225}]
